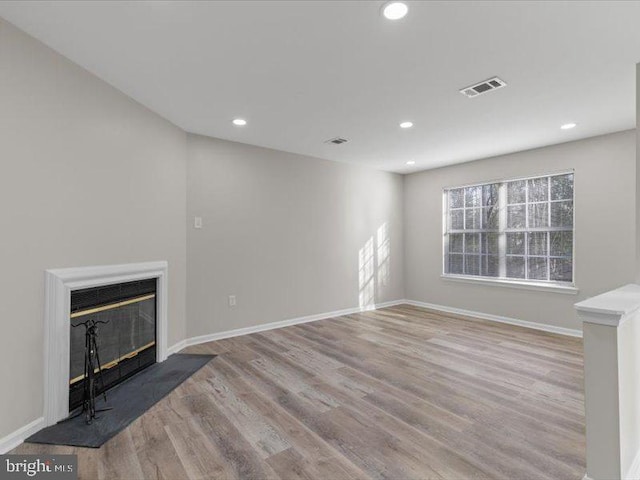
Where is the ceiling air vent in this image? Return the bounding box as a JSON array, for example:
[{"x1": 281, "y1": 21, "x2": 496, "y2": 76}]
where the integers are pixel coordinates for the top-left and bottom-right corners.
[
  {"x1": 325, "y1": 137, "x2": 348, "y2": 145},
  {"x1": 460, "y1": 77, "x2": 507, "y2": 98}
]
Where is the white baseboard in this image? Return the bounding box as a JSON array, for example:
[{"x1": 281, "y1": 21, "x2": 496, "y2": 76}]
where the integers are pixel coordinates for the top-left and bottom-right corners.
[
  {"x1": 168, "y1": 298, "x2": 581, "y2": 355},
  {"x1": 167, "y1": 339, "x2": 187, "y2": 356},
  {"x1": 402, "y1": 299, "x2": 583, "y2": 338},
  {"x1": 168, "y1": 299, "x2": 407, "y2": 354},
  {"x1": 0, "y1": 417, "x2": 44, "y2": 454},
  {"x1": 360, "y1": 299, "x2": 406, "y2": 311},
  {"x1": 3, "y1": 297, "x2": 578, "y2": 454},
  {"x1": 1, "y1": 300, "x2": 404, "y2": 453}
]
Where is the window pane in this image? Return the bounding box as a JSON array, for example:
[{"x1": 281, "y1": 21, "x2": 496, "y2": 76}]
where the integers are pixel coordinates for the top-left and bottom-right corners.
[
  {"x1": 507, "y1": 180, "x2": 526, "y2": 204},
  {"x1": 481, "y1": 233, "x2": 499, "y2": 255},
  {"x1": 450, "y1": 209, "x2": 464, "y2": 230},
  {"x1": 551, "y1": 201, "x2": 573, "y2": 227},
  {"x1": 550, "y1": 231, "x2": 572, "y2": 257},
  {"x1": 550, "y1": 258, "x2": 572, "y2": 282},
  {"x1": 445, "y1": 173, "x2": 573, "y2": 284},
  {"x1": 506, "y1": 256, "x2": 525, "y2": 278},
  {"x1": 528, "y1": 232, "x2": 547, "y2": 256},
  {"x1": 465, "y1": 233, "x2": 480, "y2": 253},
  {"x1": 448, "y1": 254, "x2": 463, "y2": 274},
  {"x1": 483, "y1": 205, "x2": 499, "y2": 229},
  {"x1": 449, "y1": 234, "x2": 463, "y2": 253},
  {"x1": 465, "y1": 208, "x2": 482, "y2": 229},
  {"x1": 482, "y1": 255, "x2": 500, "y2": 277},
  {"x1": 483, "y1": 184, "x2": 499, "y2": 206},
  {"x1": 507, "y1": 232, "x2": 525, "y2": 255},
  {"x1": 528, "y1": 203, "x2": 548, "y2": 228},
  {"x1": 465, "y1": 186, "x2": 482, "y2": 207},
  {"x1": 528, "y1": 177, "x2": 548, "y2": 202},
  {"x1": 507, "y1": 205, "x2": 525, "y2": 228},
  {"x1": 464, "y1": 255, "x2": 480, "y2": 275},
  {"x1": 449, "y1": 188, "x2": 464, "y2": 208},
  {"x1": 528, "y1": 257, "x2": 548, "y2": 280},
  {"x1": 551, "y1": 174, "x2": 573, "y2": 201}
]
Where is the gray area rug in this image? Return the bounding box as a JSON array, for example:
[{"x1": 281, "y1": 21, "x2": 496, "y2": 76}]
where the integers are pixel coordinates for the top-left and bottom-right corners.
[{"x1": 26, "y1": 353, "x2": 215, "y2": 448}]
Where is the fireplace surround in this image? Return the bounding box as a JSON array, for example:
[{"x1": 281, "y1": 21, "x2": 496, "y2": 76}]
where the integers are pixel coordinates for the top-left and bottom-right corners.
[{"x1": 44, "y1": 262, "x2": 168, "y2": 427}]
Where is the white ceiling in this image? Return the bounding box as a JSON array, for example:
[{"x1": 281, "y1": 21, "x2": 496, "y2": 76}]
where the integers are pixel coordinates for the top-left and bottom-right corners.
[{"x1": 1, "y1": 1, "x2": 639, "y2": 173}]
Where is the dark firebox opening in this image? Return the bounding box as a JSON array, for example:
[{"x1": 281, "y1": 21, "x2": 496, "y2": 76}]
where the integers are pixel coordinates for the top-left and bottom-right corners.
[{"x1": 69, "y1": 278, "x2": 157, "y2": 412}]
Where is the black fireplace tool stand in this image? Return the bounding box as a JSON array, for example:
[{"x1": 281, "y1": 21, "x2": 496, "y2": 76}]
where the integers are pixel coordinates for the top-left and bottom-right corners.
[{"x1": 68, "y1": 318, "x2": 113, "y2": 425}]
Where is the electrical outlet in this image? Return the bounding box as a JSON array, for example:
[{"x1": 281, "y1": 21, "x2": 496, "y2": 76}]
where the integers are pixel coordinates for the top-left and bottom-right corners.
[
  {"x1": 228, "y1": 295, "x2": 236, "y2": 307},
  {"x1": 194, "y1": 217, "x2": 203, "y2": 229}
]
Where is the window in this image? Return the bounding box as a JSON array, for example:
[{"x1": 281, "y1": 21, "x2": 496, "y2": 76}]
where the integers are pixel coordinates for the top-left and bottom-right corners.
[{"x1": 444, "y1": 172, "x2": 574, "y2": 286}]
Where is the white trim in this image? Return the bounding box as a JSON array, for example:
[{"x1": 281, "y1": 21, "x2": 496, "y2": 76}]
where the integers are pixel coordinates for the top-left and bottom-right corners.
[
  {"x1": 575, "y1": 284, "x2": 640, "y2": 323},
  {"x1": 583, "y1": 475, "x2": 593, "y2": 480},
  {"x1": 443, "y1": 170, "x2": 576, "y2": 290},
  {"x1": 168, "y1": 299, "x2": 407, "y2": 354},
  {"x1": 9, "y1": 297, "x2": 577, "y2": 452},
  {"x1": 4, "y1": 300, "x2": 403, "y2": 452},
  {"x1": 404, "y1": 299, "x2": 583, "y2": 337},
  {"x1": 575, "y1": 284, "x2": 640, "y2": 328},
  {"x1": 442, "y1": 168, "x2": 575, "y2": 191},
  {"x1": 168, "y1": 339, "x2": 187, "y2": 356},
  {"x1": 625, "y1": 448, "x2": 640, "y2": 480},
  {"x1": 359, "y1": 299, "x2": 404, "y2": 311},
  {"x1": 441, "y1": 274, "x2": 579, "y2": 294},
  {"x1": 44, "y1": 261, "x2": 169, "y2": 427},
  {"x1": 166, "y1": 297, "x2": 581, "y2": 359},
  {"x1": 577, "y1": 310, "x2": 626, "y2": 328},
  {"x1": 0, "y1": 417, "x2": 44, "y2": 454}
]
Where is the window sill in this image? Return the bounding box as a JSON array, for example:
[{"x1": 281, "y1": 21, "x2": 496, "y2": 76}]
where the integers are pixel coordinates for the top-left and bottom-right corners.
[{"x1": 440, "y1": 274, "x2": 579, "y2": 295}]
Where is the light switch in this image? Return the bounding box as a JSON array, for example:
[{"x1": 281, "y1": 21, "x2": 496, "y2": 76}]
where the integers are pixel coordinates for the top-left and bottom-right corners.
[{"x1": 194, "y1": 217, "x2": 203, "y2": 229}]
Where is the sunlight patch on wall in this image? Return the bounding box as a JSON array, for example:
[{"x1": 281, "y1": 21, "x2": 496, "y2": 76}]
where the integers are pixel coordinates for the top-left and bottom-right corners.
[
  {"x1": 377, "y1": 222, "x2": 390, "y2": 292},
  {"x1": 359, "y1": 222, "x2": 391, "y2": 310},
  {"x1": 359, "y1": 236, "x2": 375, "y2": 309}
]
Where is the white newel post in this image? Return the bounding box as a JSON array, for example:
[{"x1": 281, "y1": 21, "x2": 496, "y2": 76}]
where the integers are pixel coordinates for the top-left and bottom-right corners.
[
  {"x1": 44, "y1": 261, "x2": 169, "y2": 427},
  {"x1": 575, "y1": 284, "x2": 640, "y2": 480}
]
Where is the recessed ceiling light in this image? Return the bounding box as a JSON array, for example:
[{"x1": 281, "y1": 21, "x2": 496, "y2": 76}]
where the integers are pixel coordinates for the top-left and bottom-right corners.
[
  {"x1": 232, "y1": 118, "x2": 247, "y2": 126},
  {"x1": 382, "y1": 2, "x2": 408, "y2": 20},
  {"x1": 400, "y1": 121, "x2": 413, "y2": 129},
  {"x1": 406, "y1": 160, "x2": 416, "y2": 165},
  {"x1": 560, "y1": 123, "x2": 576, "y2": 130}
]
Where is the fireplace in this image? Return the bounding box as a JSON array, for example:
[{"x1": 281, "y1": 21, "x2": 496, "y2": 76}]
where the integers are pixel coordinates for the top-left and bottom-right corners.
[
  {"x1": 44, "y1": 262, "x2": 169, "y2": 426},
  {"x1": 68, "y1": 279, "x2": 157, "y2": 411}
]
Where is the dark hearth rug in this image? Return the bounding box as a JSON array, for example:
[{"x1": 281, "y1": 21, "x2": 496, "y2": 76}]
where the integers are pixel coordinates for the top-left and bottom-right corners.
[{"x1": 26, "y1": 353, "x2": 215, "y2": 448}]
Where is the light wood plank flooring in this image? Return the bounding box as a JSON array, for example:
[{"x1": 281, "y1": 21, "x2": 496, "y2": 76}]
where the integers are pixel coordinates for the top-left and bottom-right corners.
[{"x1": 13, "y1": 305, "x2": 585, "y2": 480}]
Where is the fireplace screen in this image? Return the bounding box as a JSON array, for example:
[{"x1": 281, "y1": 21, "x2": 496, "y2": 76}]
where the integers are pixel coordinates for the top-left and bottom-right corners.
[{"x1": 69, "y1": 279, "x2": 157, "y2": 411}]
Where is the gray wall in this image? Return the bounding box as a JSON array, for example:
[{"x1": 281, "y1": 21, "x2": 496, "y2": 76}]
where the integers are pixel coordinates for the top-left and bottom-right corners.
[
  {"x1": 186, "y1": 134, "x2": 404, "y2": 338},
  {"x1": 404, "y1": 130, "x2": 636, "y2": 331},
  {"x1": 0, "y1": 11, "x2": 635, "y2": 447},
  {"x1": 0, "y1": 19, "x2": 187, "y2": 439}
]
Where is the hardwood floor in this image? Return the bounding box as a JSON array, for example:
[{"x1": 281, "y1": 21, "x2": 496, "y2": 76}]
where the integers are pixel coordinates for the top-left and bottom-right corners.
[{"x1": 13, "y1": 304, "x2": 585, "y2": 480}]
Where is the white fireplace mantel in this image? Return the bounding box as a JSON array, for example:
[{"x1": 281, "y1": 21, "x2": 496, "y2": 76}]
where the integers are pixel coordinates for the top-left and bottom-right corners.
[{"x1": 44, "y1": 261, "x2": 168, "y2": 426}]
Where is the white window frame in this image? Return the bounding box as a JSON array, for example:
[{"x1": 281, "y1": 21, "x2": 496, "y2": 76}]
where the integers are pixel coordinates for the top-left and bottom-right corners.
[{"x1": 442, "y1": 170, "x2": 578, "y2": 294}]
